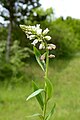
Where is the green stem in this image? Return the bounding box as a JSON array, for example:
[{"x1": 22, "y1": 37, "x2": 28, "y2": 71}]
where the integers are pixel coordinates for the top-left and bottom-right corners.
[
  {"x1": 43, "y1": 91, "x2": 47, "y2": 120},
  {"x1": 45, "y1": 50, "x2": 49, "y2": 78},
  {"x1": 43, "y1": 49, "x2": 49, "y2": 120}
]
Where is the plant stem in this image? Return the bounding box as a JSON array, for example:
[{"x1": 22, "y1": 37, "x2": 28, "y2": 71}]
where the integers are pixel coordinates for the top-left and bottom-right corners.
[
  {"x1": 43, "y1": 91, "x2": 47, "y2": 120},
  {"x1": 43, "y1": 49, "x2": 49, "y2": 120},
  {"x1": 45, "y1": 50, "x2": 49, "y2": 78}
]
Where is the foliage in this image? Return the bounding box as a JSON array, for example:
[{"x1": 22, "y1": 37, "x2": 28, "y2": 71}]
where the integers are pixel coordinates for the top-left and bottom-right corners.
[
  {"x1": 0, "y1": 40, "x2": 30, "y2": 83},
  {"x1": 0, "y1": 40, "x2": 12, "y2": 79},
  {"x1": 0, "y1": 27, "x2": 7, "y2": 40},
  {"x1": 27, "y1": 7, "x2": 53, "y2": 22},
  {"x1": 0, "y1": 0, "x2": 41, "y2": 63},
  {"x1": 65, "y1": 17, "x2": 80, "y2": 51},
  {"x1": 39, "y1": 18, "x2": 80, "y2": 58},
  {"x1": 24, "y1": 8, "x2": 80, "y2": 58},
  {"x1": 0, "y1": 0, "x2": 41, "y2": 25},
  {"x1": 0, "y1": 7, "x2": 80, "y2": 58}
]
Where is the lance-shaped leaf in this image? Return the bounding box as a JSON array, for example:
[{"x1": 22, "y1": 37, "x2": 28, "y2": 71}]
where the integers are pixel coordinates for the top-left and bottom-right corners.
[
  {"x1": 26, "y1": 89, "x2": 44, "y2": 101},
  {"x1": 33, "y1": 46, "x2": 46, "y2": 71},
  {"x1": 45, "y1": 104, "x2": 56, "y2": 120},
  {"x1": 32, "y1": 81, "x2": 44, "y2": 110},
  {"x1": 45, "y1": 78, "x2": 53, "y2": 100},
  {"x1": 27, "y1": 113, "x2": 44, "y2": 120}
]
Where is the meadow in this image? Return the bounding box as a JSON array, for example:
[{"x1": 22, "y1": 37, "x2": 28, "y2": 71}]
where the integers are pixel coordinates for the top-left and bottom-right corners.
[{"x1": 0, "y1": 55, "x2": 80, "y2": 120}]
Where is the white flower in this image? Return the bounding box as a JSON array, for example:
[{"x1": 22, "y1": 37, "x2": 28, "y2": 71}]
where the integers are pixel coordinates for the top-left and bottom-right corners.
[
  {"x1": 39, "y1": 44, "x2": 43, "y2": 49},
  {"x1": 29, "y1": 35, "x2": 36, "y2": 40},
  {"x1": 43, "y1": 28, "x2": 49, "y2": 35},
  {"x1": 25, "y1": 31, "x2": 31, "y2": 35},
  {"x1": 27, "y1": 34, "x2": 30, "y2": 38},
  {"x1": 38, "y1": 39, "x2": 42, "y2": 42},
  {"x1": 49, "y1": 54, "x2": 55, "y2": 58},
  {"x1": 36, "y1": 29, "x2": 42, "y2": 35},
  {"x1": 31, "y1": 39, "x2": 38, "y2": 46},
  {"x1": 31, "y1": 26, "x2": 35, "y2": 29},
  {"x1": 30, "y1": 24, "x2": 42, "y2": 35},
  {"x1": 39, "y1": 43, "x2": 45, "y2": 49},
  {"x1": 27, "y1": 31, "x2": 32, "y2": 34},
  {"x1": 44, "y1": 36, "x2": 51, "y2": 41},
  {"x1": 36, "y1": 24, "x2": 40, "y2": 28},
  {"x1": 47, "y1": 44, "x2": 56, "y2": 50},
  {"x1": 47, "y1": 46, "x2": 52, "y2": 50}
]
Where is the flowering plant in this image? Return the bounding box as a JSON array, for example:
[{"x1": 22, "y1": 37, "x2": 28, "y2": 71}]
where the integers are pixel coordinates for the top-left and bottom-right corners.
[{"x1": 20, "y1": 24, "x2": 56, "y2": 120}]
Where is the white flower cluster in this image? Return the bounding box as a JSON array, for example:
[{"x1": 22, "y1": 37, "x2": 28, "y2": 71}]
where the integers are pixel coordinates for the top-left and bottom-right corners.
[
  {"x1": 20, "y1": 24, "x2": 53, "y2": 47},
  {"x1": 20, "y1": 24, "x2": 56, "y2": 59}
]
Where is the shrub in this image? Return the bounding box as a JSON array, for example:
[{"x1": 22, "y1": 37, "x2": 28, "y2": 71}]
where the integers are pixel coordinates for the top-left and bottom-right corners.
[{"x1": 0, "y1": 40, "x2": 30, "y2": 84}]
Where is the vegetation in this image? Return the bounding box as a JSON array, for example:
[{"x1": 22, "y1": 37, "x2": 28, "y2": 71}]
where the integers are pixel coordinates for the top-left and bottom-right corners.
[
  {"x1": 0, "y1": 0, "x2": 41, "y2": 62},
  {"x1": 0, "y1": 1, "x2": 80, "y2": 120},
  {"x1": 0, "y1": 0, "x2": 41, "y2": 24},
  {"x1": 0, "y1": 56, "x2": 80, "y2": 120},
  {"x1": 0, "y1": 40, "x2": 31, "y2": 83}
]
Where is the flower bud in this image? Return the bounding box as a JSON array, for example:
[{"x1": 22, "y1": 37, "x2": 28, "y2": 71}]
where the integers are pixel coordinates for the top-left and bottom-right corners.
[
  {"x1": 40, "y1": 54, "x2": 45, "y2": 60},
  {"x1": 39, "y1": 43, "x2": 45, "y2": 49},
  {"x1": 49, "y1": 54, "x2": 55, "y2": 58},
  {"x1": 36, "y1": 24, "x2": 40, "y2": 28},
  {"x1": 39, "y1": 44, "x2": 43, "y2": 49},
  {"x1": 43, "y1": 28, "x2": 49, "y2": 35},
  {"x1": 31, "y1": 39, "x2": 38, "y2": 46},
  {"x1": 36, "y1": 29, "x2": 42, "y2": 35},
  {"x1": 47, "y1": 44, "x2": 56, "y2": 50},
  {"x1": 29, "y1": 35, "x2": 36, "y2": 40},
  {"x1": 44, "y1": 36, "x2": 51, "y2": 41}
]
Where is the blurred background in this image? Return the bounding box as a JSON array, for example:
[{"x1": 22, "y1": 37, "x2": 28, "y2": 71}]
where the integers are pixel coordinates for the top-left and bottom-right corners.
[{"x1": 0, "y1": 0, "x2": 80, "y2": 120}]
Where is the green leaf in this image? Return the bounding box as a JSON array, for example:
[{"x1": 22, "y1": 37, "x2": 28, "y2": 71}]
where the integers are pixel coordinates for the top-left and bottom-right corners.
[
  {"x1": 27, "y1": 113, "x2": 42, "y2": 117},
  {"x1": 45, "y1": 104, "x2": 56, "y2": 120},
  {"x1": 33, "y1": 46, "x2": 46, "y2": 71},
  {"x1": 26, "y1": 89, "x2": 44, "y2": 101},
  {"x1": 32, "y1": 81, "x2": 44, "y2": 110},
  {"x1": 45, "y1": 78, "x2": 53, "y2": 100},
  {"x1": 27, "y1": 113, "x2": 44, "y2": 120}
]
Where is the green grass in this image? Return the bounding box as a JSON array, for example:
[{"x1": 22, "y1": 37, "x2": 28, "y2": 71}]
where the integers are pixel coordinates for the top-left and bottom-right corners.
[{"x1": 0, "y1": 56, "x2": 80, "y2": 120}]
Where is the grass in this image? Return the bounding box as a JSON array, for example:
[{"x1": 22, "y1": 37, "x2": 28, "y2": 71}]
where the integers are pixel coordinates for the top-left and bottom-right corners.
[{"x1": 0, "y1": 56, "x2": 80, "y2": 120}]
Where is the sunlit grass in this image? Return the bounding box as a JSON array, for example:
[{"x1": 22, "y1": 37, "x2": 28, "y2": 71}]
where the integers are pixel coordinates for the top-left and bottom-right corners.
[{"x1": 0, "y1": 56, "x2": 80, "y2": 120}]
